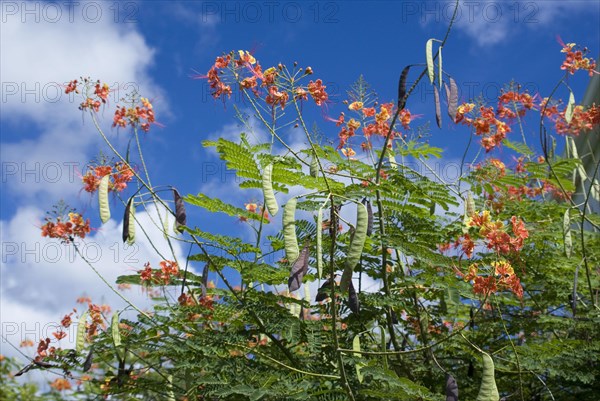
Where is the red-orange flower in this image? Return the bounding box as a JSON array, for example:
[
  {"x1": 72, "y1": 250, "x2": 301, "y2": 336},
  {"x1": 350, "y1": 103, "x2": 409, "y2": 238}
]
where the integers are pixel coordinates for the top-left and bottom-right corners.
[
  {"x1": 307, "y1": 79, "x2": 328, "y2": 106},
  {"x1": 50, "y1": 378, "x2": 72, "y2": 391}
]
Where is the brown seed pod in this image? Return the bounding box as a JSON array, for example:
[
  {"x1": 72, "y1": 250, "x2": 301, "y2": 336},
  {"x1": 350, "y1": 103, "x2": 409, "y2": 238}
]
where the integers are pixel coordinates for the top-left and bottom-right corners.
[
  {"x1": 434, "y1": 85, "x2": 442, "y2": 128},
  {"x1": 173, "y1": 188, "x2": 187, "y2": 233},
  {"x1": 288, "y1": 240, "x2": 310, "y2": 292},
  {"x1": 122, "y1": 197, "x2": 135, "y2": 244},
  {"x1": 83, "y1": 348, "x2": 94, "y2": 372},
  {"x1": 362, "y1": 198, "x2": 373, "y2": 237},
  {"x1": 448, "y1": 77, "x2": 458, "y2": 122},
  {"x1": 398, "y1": 65, "x2": 411, "y2": 108},
  {"x1": 445, "y1": 373, "x2": 458, "y2": 401}
]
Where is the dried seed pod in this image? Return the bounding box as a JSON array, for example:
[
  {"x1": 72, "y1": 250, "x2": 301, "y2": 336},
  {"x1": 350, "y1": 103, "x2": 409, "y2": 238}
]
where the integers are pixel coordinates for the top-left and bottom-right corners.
[
  {"x1": 348, "y1": 280, "x2": 359, "y2": 314},
  {"x1": 83, "y1": 348, "x2": 94, "y2": 372},
  {"x1": 122, "y1": 197, "x2": 135, "y2": 244},
  {"x1": 316, "y1": 208, "x2": 324, "y2": 279},
  {"x1": 448, "y1": 77, "x2": 458, "y2": 122},
  {"x1": 288, "y1": 240, "x2": 310, "y2": 292},
  {"x1": 362, "y1": 198, "x2": 373, "y2": 236},
  {"x1": 445, "y1": 373, "x2": 458, "y2": 401},
  {"x1": 173, "y1": 188, "x2": 187, "y2": 233},
  {"x1": 434, "y1": 85, "x2": 442, "y2": 128},
  {"x1": 316, "y1": 278, "x2": 333, "y2": 302},
  {"x1": 398, "y1": 65, "x2": 411, "y2": 108}
]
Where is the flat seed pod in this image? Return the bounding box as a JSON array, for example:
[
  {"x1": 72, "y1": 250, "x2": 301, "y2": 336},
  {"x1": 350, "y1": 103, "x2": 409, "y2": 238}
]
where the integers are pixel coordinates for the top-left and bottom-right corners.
[
  {"x1": 303, "y1": 281, "x2": 311, "y2": 302},
  {"x1": 476, "y1": 352, "x2": 499, "y2": 401},
  {"x1": 591, "y1": 179, "x2": 600, "y2": 202},
  {"x1": 283, "y1": 198, "x2": 299, "y2": 263},
  {"x1": 445, "y1": 373, "x2": 458, "y2": 401},
  {"x1": 76, "y1": 310, "x2": 89, "y2": 353},
  {"x1": 565, "y1": 91, "x2": 575, "y2": 123},
  {"x1": 340, "y1": 202, "x2": 369, "y2": 293},
  {"x1": 122, "y1": 197, "x2": 135, "y2": 244},
  {"x1": 316, "y1": 278, "x2": 332, "y2": 302},
  {"x1": 111, "y1": 313, "x2": 121, "y2": 348},
  {"x1": 398, "y1": 65, "x2": 411, "y2": 107},
  {"x1": 448, "y1": 77, "x2": 458, "y2": 122},
  {"x1": 310, "y1": 156, "x2": 319, "y2": 178},
  {"x1": 362, "y1": 198, "x2": 373, "y2": 236},
  {"x1": 262, "y1": 164, "x2": 279, "y2": 217},
  {"x1": 389, "y1": 154, "x2": 398, "y2": 170},
  {"x1": 563, "y1": 209, "x2": 572, "y2": 258},
  {"x1": 83, "y1": 348, "x2": 94, "y2": 372},
  {"x1": 288, "y1": 240, "x2": 310, "y2": 292},
  {"x1": 173, "y1": 188, "x2": 187, "y2": 233},
  {"x1": 353, "y1": 334, "x2": 365, "y2": 383},
  {"x1": 348, "y1": 279, "x2": 359, "y2": 314},
  {"x1": 466, "y1": 191, "x2": 475, "y2": 217},
  {"x1": 438, "y1": 46, "x2": 443, "y2": 89},
  {"x1": 98, "y1": 174, "x2": 110, "y2": 224},
  {"x1": 426, "y1": 38, "x2": 435, "y2": 84},
  {"x1": 162, "y1": 211, "x2": 169, "y2": 239},
  {"x1": 316, "y1": 208, "x2": 324, "y2": 279},
  {"x1": 434, "y1": 85, "x2": 442, "y2": 128}
]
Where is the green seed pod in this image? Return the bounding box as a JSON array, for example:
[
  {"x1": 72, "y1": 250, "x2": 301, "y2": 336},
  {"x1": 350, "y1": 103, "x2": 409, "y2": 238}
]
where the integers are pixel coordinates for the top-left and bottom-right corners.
[
  {"x1": 262, "y1": 163, "x2": 279, "y2": 216},
  {"x1": 98, "y1": 175, "x2": 110, "y2": 224},
  {"x1": 76, "y1": 310, "x2": 89, "y2": 353},
  {"x1": 476, "y1": 352, "x2": 499, "y2": 401},
  {"x1": 310, "y1": 156, "x2": 319, "y2": 178},
  {"x1": 340, "y1": 202, "x2": 368, "y2": 293},
  {"x1": 426, "y1": 38, "x2": 435, "y2": 84},
  {"x1": 283, "y1": 198, "x2": 299, "y2": 263},
  {"x1": 466, "y1": 191, "x2": 475, "y2": 217}
]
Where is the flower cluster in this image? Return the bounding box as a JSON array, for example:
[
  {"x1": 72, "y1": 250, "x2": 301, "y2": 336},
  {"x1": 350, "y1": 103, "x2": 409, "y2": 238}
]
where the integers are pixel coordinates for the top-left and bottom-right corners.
[
  {"x1": 462, "y1": 260, "x2": 524, "y2": 299},
  {"x1": 50, "y1": 378, "x2": 72, "y2": 391},
  {"x1": 200, "y1": 51, "x2": 328, "y2": 110},
  {"x1": 113, "y1": 97, "x2": 156, "y2": 132},
  {"x1": 86, "y1": 303, "x2": 110, "y2": 339},
  {"x1": 463, "y1": 212, "x2": 529, "y2": 255},
  {"x1": 240, "y1": 202, "x2": 270, "y2": 222},
  {"x1": 455, "y1": 103, "x2": 511, "y2": 152},
  {"x1": 443, "y1": 210, "x2": 528, "y2": 299},
  {"x1": 139, "y1": 260, "x2": 180, "y2": 285},
  {"x1": 552, "y1": 103, "x2": 600, "y2": 136},
  {"x1": 559, "y1": 41, "x2": 598, "y2": 76},
  {"x1": 497, "y1": 89, "x2": 536, "y2": 120},
  {"x1": 65, "y1": 78, "x2": 110, "y2": 112},
  {"x1": 333, "y1": 100, "x2": 413, "y2": 152},
  {"x1": 41, "y1": 211, "x2": 91, "y2": 242},
  {"x1": 81, "y1": 161, "x2": 135, "y2": 193}
]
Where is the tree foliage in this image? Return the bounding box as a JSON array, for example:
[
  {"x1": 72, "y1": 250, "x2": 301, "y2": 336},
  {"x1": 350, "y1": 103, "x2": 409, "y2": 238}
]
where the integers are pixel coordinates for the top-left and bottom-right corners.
[{"x1": 3, "y1": 5, "x2": 600, "y2": 400}]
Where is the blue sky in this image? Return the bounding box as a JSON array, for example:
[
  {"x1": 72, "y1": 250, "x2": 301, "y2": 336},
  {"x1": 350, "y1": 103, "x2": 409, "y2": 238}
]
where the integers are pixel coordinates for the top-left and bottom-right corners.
[{"x1": 1, "y1": 0, "x2": 599, "y2": 377}]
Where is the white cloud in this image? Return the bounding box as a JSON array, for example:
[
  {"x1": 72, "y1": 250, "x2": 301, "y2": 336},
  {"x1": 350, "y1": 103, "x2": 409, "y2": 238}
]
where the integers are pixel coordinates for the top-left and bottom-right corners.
[
  {"x1": 436, "y1": 0, "x2": 590, "y2": 47},
  {"x1": 0, "y1": 1, "x2": 178, "y2": 372},
  {"x1": 0, "y1": 204, "x2": 187, "y2": 360},
  {"x1": 1, "y1": 0, "x2": 165, "y2": 202}
]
